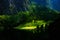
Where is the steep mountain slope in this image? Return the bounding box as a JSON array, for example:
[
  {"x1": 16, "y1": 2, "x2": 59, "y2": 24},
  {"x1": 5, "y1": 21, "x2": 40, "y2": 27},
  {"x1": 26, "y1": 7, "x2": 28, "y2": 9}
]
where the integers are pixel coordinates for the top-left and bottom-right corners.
[
  {"x1": 0, "y1": 0, "x2": 48, "y2": 15},
  {"x1": 0, "y1": 0, "x2": 59, "y2": 15}
]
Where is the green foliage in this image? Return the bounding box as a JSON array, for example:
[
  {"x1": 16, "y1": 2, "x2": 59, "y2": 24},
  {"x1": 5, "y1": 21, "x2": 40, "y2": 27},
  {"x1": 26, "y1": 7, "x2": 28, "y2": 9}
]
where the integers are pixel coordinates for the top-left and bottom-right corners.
[
  {"x1": 0, "y1": 15, "x2": 20, "y2": 27},
  {"x1": 0, "y1": 2, "x2": 59, "y2": 31},
  {"x1": 28, "y1": 4, "x2": 59, "y2": 21}
]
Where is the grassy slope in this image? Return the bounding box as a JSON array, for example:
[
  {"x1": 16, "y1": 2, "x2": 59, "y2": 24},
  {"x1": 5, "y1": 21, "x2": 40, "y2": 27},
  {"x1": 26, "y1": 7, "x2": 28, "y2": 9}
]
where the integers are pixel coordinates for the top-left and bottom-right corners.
[{"x1": 15, "y1": 20, "x2": 52, "y2": 30}]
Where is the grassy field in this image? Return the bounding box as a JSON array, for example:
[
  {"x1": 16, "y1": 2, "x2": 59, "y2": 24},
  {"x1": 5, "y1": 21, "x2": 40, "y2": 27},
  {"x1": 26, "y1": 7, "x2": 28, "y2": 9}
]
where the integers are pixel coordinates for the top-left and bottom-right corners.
[
  {"x1": 0, "y1": 15, "x2": 52, "y2": 31},
  {"x1": 15, "y1": 20, "x2": 51, "y2": 30}
]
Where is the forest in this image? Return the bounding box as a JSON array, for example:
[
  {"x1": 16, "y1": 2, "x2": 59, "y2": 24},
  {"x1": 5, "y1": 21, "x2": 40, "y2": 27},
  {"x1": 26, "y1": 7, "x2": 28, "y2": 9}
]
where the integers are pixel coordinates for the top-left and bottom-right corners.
[{"x1": 0, "y1": 0, "x2": 60, "y2": 40}]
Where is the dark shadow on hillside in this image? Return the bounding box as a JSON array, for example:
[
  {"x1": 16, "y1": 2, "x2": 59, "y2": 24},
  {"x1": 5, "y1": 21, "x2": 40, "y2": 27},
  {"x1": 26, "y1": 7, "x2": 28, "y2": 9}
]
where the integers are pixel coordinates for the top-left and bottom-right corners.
[
  {"x1": 48, "y1": 16, "x2": 60, "y2": 40},
  {"x1": 0, "y1": 24, "x2": 49, "y2": 40}
]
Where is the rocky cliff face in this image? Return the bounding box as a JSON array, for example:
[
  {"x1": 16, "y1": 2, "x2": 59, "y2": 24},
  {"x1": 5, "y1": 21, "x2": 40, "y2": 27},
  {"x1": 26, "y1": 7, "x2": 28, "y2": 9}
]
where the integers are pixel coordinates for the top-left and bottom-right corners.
[
  {"x1": 0, "y1": 0, "x2": 47, "y2": 15},
  {"x1": 0, "y1": 0, "x2": 31, "y2": 15}
]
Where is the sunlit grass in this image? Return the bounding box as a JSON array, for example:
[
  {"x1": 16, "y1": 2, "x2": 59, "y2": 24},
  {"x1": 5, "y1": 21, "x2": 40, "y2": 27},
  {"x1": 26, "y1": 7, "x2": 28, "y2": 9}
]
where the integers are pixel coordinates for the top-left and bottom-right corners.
[
  {"x1": 0, "y1": 15, "x2": 10, "y2": 19},
  {"x1": 20, "y1": 26, "x2": 36, "y2": 30},
  {"x1": 0, "y1": 15, "x2": 51, "y2": 30},
  {"x1": 16, "y1": 20, "x2": 47, "y2": 30}
]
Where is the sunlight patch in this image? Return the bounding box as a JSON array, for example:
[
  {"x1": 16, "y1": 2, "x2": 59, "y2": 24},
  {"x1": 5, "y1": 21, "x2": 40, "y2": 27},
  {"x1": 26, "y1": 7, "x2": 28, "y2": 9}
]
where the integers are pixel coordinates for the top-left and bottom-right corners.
[{"x1": 20, "y1": 26, "x2": 36, "y2": 30}]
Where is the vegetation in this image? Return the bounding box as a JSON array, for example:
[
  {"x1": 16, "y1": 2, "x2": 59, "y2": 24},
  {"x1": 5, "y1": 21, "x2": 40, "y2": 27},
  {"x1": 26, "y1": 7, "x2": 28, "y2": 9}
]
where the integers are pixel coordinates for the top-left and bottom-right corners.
[
  {"x1": 0, "y1": 1, "x2": 60, "y2": 40},
  {"x1": 0, "y1": 3, "x2": 59, "y2": 30}
]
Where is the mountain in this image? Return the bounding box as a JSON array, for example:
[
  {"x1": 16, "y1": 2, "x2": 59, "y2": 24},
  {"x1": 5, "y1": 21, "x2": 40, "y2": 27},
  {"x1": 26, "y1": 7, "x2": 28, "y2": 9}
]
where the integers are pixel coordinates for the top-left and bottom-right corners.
[
  {"x1": 0, "y1": 0, "x2": 50, "y2": 15},
  {"x1": 0, "y1": 0, "x2": 32, "y2": 15}
]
